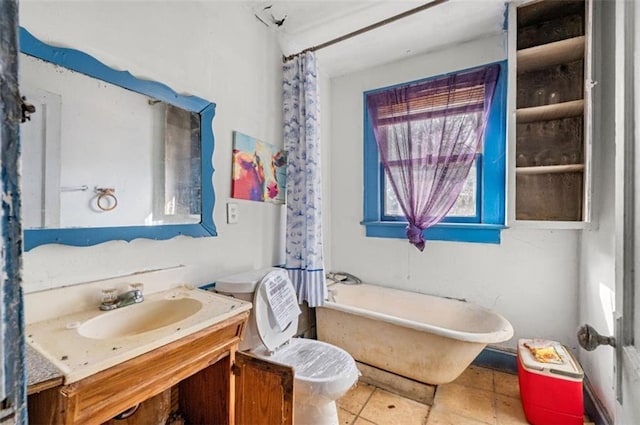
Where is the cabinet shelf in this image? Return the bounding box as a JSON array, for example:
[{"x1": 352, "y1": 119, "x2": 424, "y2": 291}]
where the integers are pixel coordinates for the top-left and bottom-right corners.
[
  {"x1": 516, "y1": 99, "x2": 585, "y2": 123},
  {"x1": 513, "y1": 0, "x2": 590, "y2": 225},
  {"x1": 516, "y1": 164, "x2": 585, "y2": 175},
  {"x1": 517, "y1": 0, "x2": 585, "y2": 27},
  {"x1": 517, "y1": 36, "x2": 585, "y2": 73}
]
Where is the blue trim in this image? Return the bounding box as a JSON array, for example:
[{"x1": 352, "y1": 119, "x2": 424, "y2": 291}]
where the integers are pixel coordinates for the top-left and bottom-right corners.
[
  {"x1": 472, "y1": 346, "x2": 517, "y2": 373},
  {"x1": 361, "y1": 221, "x2": 504, "y2": 244},
  {"x1": 283, "y1": 268, "x2": 325, "y2": 273},
  {"x1": 20, "y1": 27, "x2": 217, "y2": 251},
  {"x1": 482, "y1": 61, "x2": 507, "y2": 226},
  {"x1": 200, "y1": 103, "x2": 217, "y2": 236},
  {"x1": 502, "y1": 2, "x2": 509, "y2": 32},
  {"x1": 362, "y1": 60, "x2": 507, "y2": 245},
  {"x1": 2, "y1": 8, "x2": 27, "y2": 422},
  {"x1": 583, "y1": 376, "x2": 613, "y2": 425}
]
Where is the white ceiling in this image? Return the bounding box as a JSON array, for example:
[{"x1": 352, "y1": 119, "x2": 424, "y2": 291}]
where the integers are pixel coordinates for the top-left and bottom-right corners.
[{"x1": 251, "y1": 0, "x2": 507, "y2": 77}]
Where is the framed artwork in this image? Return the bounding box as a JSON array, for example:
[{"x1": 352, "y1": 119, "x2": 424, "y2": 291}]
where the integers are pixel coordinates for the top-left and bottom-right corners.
[{"x1": 232, "y1": 131, "x2": 286, "y2": 203}]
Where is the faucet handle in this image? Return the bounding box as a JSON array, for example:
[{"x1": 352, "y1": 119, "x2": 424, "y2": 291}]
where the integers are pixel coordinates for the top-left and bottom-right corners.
[
  {"x1": 128, "y1": 283, "x2": 144, "y2": 303},
  {"x1": 100, "y1": 288, "x2": 118, "y2": 310},
  {"x1": 101, "y1": 288, "x2": 117, "y2": 303},
  {"x1": 129, "y1": 283, "x2": 144, "y2": 293}
]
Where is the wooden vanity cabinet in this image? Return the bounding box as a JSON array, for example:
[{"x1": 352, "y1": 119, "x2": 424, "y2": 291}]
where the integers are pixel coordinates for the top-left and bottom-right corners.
[{"x1": 27, "y1": 311, "x2": 295, "y2": 425}]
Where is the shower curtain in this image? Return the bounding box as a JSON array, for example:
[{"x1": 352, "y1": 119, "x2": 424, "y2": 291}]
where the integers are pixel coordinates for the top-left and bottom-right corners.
[{"x1": 283, "y1": 52, "x2": 326, "y2": 307}]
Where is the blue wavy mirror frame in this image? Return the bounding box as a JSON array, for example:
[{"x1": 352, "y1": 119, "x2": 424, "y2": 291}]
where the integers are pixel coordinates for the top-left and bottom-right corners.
[{"x1": 20, "y1": 27, "x2": 217, "y2": 251}]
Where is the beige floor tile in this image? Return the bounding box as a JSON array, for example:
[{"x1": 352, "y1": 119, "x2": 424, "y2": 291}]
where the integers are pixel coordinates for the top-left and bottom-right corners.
[
  {"x1": 495, "y1": 394, "x2": 528, "y2": 425},
  {"x1": 338, "y1": 407, "x2": 357, "y2": 425},
  {"x1": 359, "y1": 388, "x2": 430, "y2": 425},
  {"x1": 452, "y1": 365, "x2": 494, "y2": 392},
  {"x1": 338, "y1": 381, "x2": 376, "y2": 415},
  {"x1": 353, "y1": 418, "x2": 377, "y2": 425},
  {"x1": 494, "y1": 371, "x2": 521, "y2": 399},
  {"x1": 434, "y1": 383, "x2": 496, "y2": 424},
  {"x1": 426, "y1": 407, "x2": 489, "y2": 425}
]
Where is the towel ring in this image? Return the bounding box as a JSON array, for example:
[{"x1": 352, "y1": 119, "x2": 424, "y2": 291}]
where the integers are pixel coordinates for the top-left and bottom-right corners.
[{"x1": 96, "y1": 188, "x2": 118, "y2": 211}]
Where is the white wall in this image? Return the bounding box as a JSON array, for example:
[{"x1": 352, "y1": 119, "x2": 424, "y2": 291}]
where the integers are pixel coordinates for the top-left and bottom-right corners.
[
  {"x1": 328, "y1": 34, "x2": 581, "y2": 351},
  {"x1": 578, "y1": 0, "x2": 616, "y2": 419},
  {"x1": 20, "y1": 1, "x2": 286, "y2": 292}
]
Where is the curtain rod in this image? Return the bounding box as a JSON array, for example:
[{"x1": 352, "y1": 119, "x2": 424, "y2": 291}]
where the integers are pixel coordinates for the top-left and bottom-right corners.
[{"x1": 283, "y1": 0, "x2": 450, "y2": 63}]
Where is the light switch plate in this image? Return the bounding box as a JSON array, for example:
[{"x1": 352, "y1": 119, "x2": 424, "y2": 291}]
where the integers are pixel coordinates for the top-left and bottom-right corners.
[{"x1": 227, "y1": 202, "x2": 239, "y2": 224}]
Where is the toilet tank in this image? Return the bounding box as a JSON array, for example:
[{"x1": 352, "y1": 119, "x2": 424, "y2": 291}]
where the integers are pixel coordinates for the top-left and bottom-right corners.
[
  {"x1": 214, "y1": 267, "x2": 279, "y2": 351},
  {"x1": 215, "y1": 268, "x2": 279, "y2": 296}
]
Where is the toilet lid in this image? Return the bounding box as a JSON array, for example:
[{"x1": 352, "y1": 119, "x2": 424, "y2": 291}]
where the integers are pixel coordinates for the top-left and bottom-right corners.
[{"x1": 254, "y1": 269, "x2": 299, "y2": 352}]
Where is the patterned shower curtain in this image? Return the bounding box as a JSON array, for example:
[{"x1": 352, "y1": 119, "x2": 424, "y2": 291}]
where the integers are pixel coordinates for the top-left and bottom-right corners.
[{"x1": 283, "y1": 52, "x2": 326, "y2": 307}]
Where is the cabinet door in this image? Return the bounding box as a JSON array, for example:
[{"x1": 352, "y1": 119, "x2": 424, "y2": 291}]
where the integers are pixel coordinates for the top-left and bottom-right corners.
[{"x1": 234, "y1": 352, "x2": 294, "y2": 425}]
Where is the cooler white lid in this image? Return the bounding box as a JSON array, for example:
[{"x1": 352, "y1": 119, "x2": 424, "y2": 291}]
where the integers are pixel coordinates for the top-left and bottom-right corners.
[
  {"x1": 254, "y1": 269, "x2": 299, "y2": 352},
  {"x1": 215, "y1": 267, "x2": 279, "y2": 294},
  {"x1": 518, "y1": 339, "x2": 584, "y2": 381}
]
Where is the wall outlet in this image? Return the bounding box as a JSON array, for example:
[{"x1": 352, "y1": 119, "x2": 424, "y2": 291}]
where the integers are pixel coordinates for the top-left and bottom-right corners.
[{"x1": 227, "y1": 202, "x2": 239, "y2": 224}]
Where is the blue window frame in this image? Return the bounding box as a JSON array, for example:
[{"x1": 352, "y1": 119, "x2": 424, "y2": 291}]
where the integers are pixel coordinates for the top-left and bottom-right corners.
[{"x1": 362, "y1": 60, "x2": 507, "y2": 244}]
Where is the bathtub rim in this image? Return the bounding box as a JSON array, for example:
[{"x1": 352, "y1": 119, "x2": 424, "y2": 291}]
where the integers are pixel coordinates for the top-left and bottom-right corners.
[{"x1": 320, "y1": 282, "x2": 514, "y2": 344}]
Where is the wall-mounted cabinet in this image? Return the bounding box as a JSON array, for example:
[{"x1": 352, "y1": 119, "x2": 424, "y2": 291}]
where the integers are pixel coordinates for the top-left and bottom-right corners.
[{"x1": 509, "y1": 0, "x2": 593, "y2": 225}]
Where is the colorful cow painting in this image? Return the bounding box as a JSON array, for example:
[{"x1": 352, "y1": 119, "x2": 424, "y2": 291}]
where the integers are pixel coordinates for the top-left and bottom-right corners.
[{"x1": 232, "y1": 131, "x2": 286, "y2": 203}]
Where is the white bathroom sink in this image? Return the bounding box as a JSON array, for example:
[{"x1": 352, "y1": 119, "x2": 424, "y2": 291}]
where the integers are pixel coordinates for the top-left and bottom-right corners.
[
  {"x1": 26, "y1": 287, "x2": 252, "y2": 384},
  {"x1": 77, "y1": 298, "x2": 203, "y2": 339}
]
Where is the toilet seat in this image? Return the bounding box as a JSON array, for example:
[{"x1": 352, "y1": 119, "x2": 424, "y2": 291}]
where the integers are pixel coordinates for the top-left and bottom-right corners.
[
  {"x1": 253, "y1": 269, "x2": 299, "y2": 353},
  {"x1": 269, "y1": 338, "x2": 357, "y2": 381},
  {"x1": 267, "y1": 338, "x2": 360, "y2": 404}
]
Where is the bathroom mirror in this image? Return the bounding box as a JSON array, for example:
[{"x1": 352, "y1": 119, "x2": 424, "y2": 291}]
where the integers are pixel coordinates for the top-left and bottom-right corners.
[{"x1": 19, "y1": 27, "x2": 216, "y2": 251}]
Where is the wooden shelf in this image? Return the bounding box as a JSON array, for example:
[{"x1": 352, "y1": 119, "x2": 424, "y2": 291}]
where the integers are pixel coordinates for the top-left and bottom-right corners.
[
  {"x1": 517, "y1": 36, "x2": 585, "y2": 73},
  {"x1": 516, "y1": 164, "x2": 585, "y2": 175},
  {"x1": 514, "y1": 0, "x2": 589, "y2": 224},
  {"x1": 517, "y1": 0, "x2": 585, "y2": 27},
  {"x1": 516, "y1": 99, "x2": 585, "y2": 123}
]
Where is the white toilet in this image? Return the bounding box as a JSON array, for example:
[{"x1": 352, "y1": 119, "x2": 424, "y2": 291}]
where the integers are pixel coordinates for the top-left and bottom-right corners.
[{"x1": 215, "y1": 268, "x2": 359, "y2": 425}]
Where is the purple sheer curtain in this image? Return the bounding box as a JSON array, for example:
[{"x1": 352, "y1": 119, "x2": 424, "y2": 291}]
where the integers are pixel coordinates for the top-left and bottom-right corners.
[{"x1": 366, "y1": 65, "x2": 500, "y2": 251}]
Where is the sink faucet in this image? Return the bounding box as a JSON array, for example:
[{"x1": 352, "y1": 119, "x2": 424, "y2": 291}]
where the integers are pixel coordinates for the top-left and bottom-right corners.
[{"x1": 100, "y1": 286, "x2": 144, "y2": 311}]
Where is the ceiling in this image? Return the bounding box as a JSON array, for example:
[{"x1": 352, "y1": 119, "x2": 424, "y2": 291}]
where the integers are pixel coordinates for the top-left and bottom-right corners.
[{"x1": 251, "y1": 0, "x2": 507, "y2": 77}]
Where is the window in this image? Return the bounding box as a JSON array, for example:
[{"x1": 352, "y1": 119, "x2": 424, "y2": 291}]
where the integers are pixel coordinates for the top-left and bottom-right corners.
[{"x1": 362, "y1": 60, "x2": 507, "y2": 244}]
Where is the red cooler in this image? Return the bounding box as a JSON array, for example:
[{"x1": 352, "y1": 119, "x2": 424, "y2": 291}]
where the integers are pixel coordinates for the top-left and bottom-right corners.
[{"x1": 517, "y1": 339, "x2": 584, "y2": 425}]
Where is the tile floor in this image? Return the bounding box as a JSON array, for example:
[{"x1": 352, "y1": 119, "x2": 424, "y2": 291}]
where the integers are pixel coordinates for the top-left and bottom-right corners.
[{"x1": 337, "y1": 365, "x2": 594, "y2": 425}]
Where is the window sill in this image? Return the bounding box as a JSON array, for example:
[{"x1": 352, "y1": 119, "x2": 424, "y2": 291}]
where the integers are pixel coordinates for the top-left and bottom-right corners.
[{"x1": 361, "y1": 221, "x2": 506, "y2": 244}]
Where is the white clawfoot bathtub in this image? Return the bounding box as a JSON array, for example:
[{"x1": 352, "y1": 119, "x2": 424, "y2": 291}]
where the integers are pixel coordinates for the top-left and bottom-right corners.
[{"x1": 316, "y1": 282, "x2": 514, "y2": 385}]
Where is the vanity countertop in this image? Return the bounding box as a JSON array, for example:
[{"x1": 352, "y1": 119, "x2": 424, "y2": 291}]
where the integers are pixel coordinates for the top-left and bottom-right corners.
[
  {"x1": 27, "y1": 344, "x2": 63, "y2": 394},
  {"x1": 26, "y1": 287, "x2": 251, "y2": 384}
]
